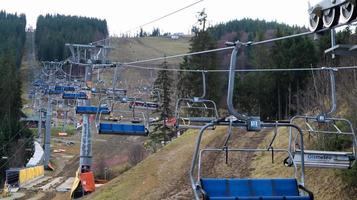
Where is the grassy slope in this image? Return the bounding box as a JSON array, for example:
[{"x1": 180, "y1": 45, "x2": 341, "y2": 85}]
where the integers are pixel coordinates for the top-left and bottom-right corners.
[
  {"x1": 88, "y1": 126, "x2": 356, "y2": 200},
  {"x1": 109, "y1": 36, "x2": 191, "y2": 64},
  {"x1": 86, "y1": 128, "x2": 227, "y2": 200},
  {"x1": 88, "y1": 36, "x2": 191, "y2": 177},
  {"x1": 251, "y1": 127, "x2": 357, "y2": 200}
]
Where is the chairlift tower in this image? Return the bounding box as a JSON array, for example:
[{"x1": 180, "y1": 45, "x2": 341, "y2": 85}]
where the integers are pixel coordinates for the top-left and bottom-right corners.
[
  {"x1": 42, "y1": 61, "x2": 63, "y2": 169},
  {"x1": 65, "y1": 43, "x2": 112, "y2": 173}
]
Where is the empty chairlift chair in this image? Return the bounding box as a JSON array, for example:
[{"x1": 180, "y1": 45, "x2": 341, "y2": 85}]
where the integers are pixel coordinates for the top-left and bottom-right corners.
[
  {"x1": 62, "y1": 92, "x2": 88, "y2": 100},
  {"x1": 288, "y1": 115, "x2": 357, "y2": 169},
  {"x1": 288, "y1": 68, "x2": 357, "y2": 169},
  {"x1": 76, "y1": 106, "x2": 111, "y2": 115},
  {"x1": 191, "y1": 120, "x2": 314, "y2": 200},
  {"x1": 175, "y1": 97, "x2": 219, "y2": 129},
  {"x1": 97, "y1": 105, "x2": 149, "y2": 136},
  {"x1": 55, "y1": 85, "x2": 76, "y2": 92},
  {"x1": 129, "y1": 101, "x2": 159, "y2": 110},
  {"x1": 190, "y1": 42, "x2": 314, "y2": 200},
  {"x1": 175, "y1": 71, "x2": 219, "y2": 129}
]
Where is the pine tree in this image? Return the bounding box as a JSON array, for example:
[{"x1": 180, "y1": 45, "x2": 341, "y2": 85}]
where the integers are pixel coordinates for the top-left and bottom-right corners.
[
  {"x1": 177, "y1": 11, "x2": 221, "y2": 103},
  {"x1": 146, "y1": 59, "x2": 174, "y2": 152}
]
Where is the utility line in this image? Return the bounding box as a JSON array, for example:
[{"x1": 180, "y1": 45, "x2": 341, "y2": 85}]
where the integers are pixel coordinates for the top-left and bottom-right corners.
[
  {"x1": 0, "y1": 134, "x2": 34, "y2": 170},
  {"x1": 88, "y1": 0, "x2": 204, "y2": 43},
  {"x1": 122, "y1": 64, "x2": 357, "y2": 73},
  {"x1": 124, "y1": 0, "x2": 204, "y2": 34},
  {"x1": 63, "y1": 21, "x2": 357, "y2": 73}
]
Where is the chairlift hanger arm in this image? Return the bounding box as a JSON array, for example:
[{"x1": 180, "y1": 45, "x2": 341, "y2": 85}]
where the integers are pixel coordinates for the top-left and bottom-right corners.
[
  {"x1": 226, "y1": 43, "x2": 248, "y2": 121},
  {"x1": 198, "y1": 71, "x2": 206, "y2": 99},
  {"x1": 326, "y1": 67, "x2": 337, "y2": 115}
]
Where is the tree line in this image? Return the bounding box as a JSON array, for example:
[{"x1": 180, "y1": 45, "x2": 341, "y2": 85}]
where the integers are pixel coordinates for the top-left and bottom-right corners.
[
  {"x1": 151, "y1": 17, "x2": 356, "y2": 142},
  {"x1": 35, "y1": 14, "x2": 109, "y2": 61},
  {"x1": 0, "y1": 11, "x2": 33, "y2": 180}
]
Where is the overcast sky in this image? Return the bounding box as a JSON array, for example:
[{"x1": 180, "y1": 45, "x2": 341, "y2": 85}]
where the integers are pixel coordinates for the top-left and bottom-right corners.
[{"x1": 1, "y1": 0, "x2": 310, "y2": 36}]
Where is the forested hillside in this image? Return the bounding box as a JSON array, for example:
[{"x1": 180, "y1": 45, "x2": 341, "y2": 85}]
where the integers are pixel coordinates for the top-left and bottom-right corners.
[
  {"x1": 175, "y1": 18, "x2": 316, "y2": 120},
  {"x1": 35, "y1": 14, "x2": 108, "y2": 61},
  {"x1": 207, "y1": 19, "x2": 357, "y2": 122},
  {"x1": 0, "y1": 11, "x2": 33, "y2": 180},
  {"x1": 208, "y1": 18, "x2": 300, "y2": 40}
]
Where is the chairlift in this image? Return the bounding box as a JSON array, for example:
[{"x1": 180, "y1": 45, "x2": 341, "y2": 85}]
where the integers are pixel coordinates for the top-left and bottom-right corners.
[
  {"x1": 55, "y1": 85, "x2": 76, "y2": 91},
  {"x1": 47, "y1": 89, "x2": 63, "y2": 95},
  {"x1": 190, "y1": 42, "x2": 313, "y2": 200},
  {"x1": 128, "y1": 90, "x2": 161, "y2": 110},
  {"x1": 62, "y1": 92, "x2": 88, "y2": 100},
  {"x1": 95, "y1": 98, "x2": 149, "y2": 136},
  {"x1": 76, "y1": 106, "x2": 111, "y2": 115},
  {"x1": 129, "y1": 101, "x2": 159, "y2": 110},
  {"x1": 175, "y1": 71, "x2": 219, "y2": 129},
  {"x1": 287, "y1": 68, "x2": 357, "y2": 169}
]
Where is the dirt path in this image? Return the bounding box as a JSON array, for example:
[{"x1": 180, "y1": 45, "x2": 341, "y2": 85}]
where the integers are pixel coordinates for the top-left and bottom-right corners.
[{"x1": 203, "y1": 128, "x2": 269, "y2": 179}]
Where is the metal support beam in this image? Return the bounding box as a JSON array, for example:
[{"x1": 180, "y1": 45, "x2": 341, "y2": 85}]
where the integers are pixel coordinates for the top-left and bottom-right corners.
[
  {"x1": 44, "y1": 95, "x2": 52, "y2": 168},
  {"x1": 80, "y1": 60, "x2": 93, "y2": 172},
  {"x1": 37, "y1": 97, "x2": 42, "y2": 143}
]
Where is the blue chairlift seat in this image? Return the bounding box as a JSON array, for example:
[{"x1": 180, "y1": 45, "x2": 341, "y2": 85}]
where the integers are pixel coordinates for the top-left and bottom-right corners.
[
  {"x1": 62, "y1": 92, "x2": 87, "y2": 99},
  {"x1": 76, "y1": 106, "x2": 110, "y2": 115},
  {"x1": 98, "y1": 123, "x2": 148, "y2": 136},
  {"x1": 55, "y1": 85, "x2": 75, "y2": 91},
  {"x1": 47, "y1": 89, "x2": 63, "y2": 95},
  {"x1": 200, "y1": 178, "x2": 312, "y2": 200}
]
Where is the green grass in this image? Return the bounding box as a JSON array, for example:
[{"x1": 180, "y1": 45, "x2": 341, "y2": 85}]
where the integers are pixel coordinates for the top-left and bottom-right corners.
[{"x1": 30, "y1": 124, "x2": 76, "y2": 137}]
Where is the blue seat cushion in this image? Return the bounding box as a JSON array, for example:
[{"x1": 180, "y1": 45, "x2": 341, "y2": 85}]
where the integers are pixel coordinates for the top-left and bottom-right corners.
[
  {"x1": 284, "y1": 197, "x2": 311, "y2": 200},
  {"x1": 210, "y1": 197, "x2": 237, "y2": 200},
  {"x1": 200, "y1": 178, "x2": 310, "y2": 200},
  {"x1": 201, "y1": 178, "x2": 228, "y2": 197},
  {"x1": 99, "y1": 123, "x2": 112, "y2": 133},
  {"x1": 76, "y1": 106, "x2": 110, "y2": 114},
  {"x1": 99, "y1": 123, "x2": 147, "y2": 136},
  {"x1": 229, "y1": 179, "x2": 251, "y2": 196},
  {"x1": 208, "y1": 197, "x2": 309, "y2": 200},
  {"x1": 273, "y1": 179, "x2": 299, "y2": 196}
]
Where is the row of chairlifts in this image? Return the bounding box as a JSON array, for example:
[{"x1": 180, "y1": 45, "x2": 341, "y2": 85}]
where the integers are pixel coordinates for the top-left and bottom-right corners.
[
  {"x1": 73, "y1": 64, "x2": 162, "y2": 137},
  {"x1": 175, "y1": 71, "x2": 219, "y2": 130}
]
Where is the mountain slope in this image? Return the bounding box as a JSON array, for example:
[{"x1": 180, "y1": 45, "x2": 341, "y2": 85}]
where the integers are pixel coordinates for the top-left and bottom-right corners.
[{"x1": 86, "y1": 128, "x2": 227, "y2": 200}]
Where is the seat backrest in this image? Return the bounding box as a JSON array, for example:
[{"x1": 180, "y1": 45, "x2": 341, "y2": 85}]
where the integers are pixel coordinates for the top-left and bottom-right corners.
[
  {"x1": 99, "y1": 123, "x2": 112, "y2": 132},
  {"x1": 229, "y1": 179, "x2": 251, "y2": 196},
  {"x1": 200, "y1": 178, "x2": 228, "y2": 197},
  {"x1": 272, "y1": 179, "x2": 299, "y2": 196}
]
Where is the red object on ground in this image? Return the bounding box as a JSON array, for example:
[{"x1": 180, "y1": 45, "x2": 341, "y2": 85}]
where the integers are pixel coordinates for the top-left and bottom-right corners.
[
  {"x1": 166, "y1": 117, "x2": 177, "y2": 127},
  {"x1": 47, "y1": 162, "x2": 55, "y2": 171},
  {"x1": 80, "y1": 171, "x2": 96, "y2": 192}
]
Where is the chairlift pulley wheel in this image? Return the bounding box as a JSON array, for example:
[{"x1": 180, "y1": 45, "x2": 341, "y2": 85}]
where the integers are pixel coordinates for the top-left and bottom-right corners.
[
  {"x1": 308, "y1": 12, "x2": 323, "y2": 32},
  {"x1": 322, "y1": 7, "x2": 340, "y2": 28},
  {"x1": 340, "y1": 2, "x2": 357, "y2": 23}
]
